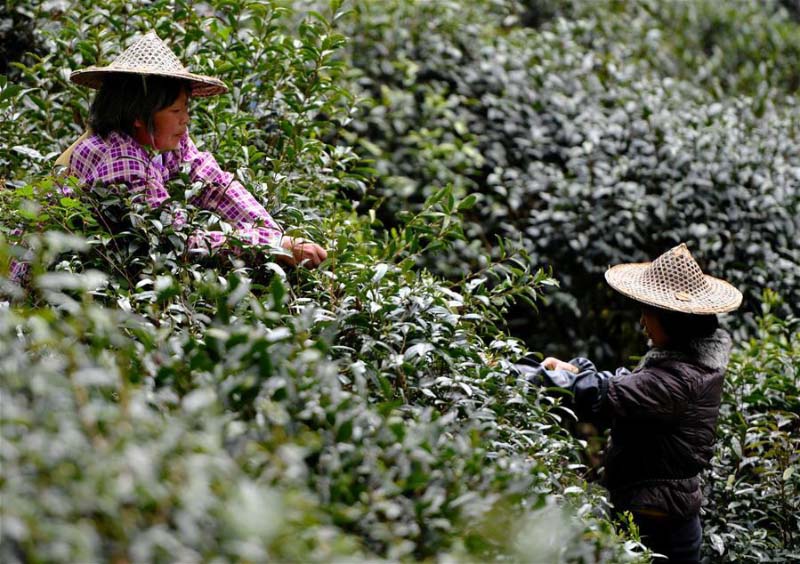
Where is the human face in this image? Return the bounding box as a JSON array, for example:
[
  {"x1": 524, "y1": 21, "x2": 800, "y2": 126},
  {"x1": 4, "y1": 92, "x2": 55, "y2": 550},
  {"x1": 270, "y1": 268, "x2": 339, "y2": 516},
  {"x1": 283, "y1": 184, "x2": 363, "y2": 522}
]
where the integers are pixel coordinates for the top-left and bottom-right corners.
[
  {"x1": 133, "y1": 89, "x2": 190, "y2": 151},
  {"x1": 640, "y1": 309, "x2": 669, "y2": 348}
]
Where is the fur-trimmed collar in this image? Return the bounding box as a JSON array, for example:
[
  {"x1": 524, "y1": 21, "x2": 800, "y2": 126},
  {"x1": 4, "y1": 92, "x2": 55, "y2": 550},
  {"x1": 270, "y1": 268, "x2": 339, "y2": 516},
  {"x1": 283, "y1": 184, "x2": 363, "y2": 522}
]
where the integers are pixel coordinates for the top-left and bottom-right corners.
[{"x1": 636, "y1": 329, "x2": 732, "y2": 372}]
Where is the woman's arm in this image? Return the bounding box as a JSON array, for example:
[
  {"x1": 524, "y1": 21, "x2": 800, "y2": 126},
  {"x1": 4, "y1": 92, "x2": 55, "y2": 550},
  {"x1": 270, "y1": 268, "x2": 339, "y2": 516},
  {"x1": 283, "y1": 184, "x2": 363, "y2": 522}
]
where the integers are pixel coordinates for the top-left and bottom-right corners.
[
  {"x1": 177, "y1": 135, "x2": 327, "y2": 266},
  {"x1": 518, "y1": 356, "x2": 630, "y2": 426},
  {"x1": 520, "y1": 355, "x2": 684, "y2": 424}
]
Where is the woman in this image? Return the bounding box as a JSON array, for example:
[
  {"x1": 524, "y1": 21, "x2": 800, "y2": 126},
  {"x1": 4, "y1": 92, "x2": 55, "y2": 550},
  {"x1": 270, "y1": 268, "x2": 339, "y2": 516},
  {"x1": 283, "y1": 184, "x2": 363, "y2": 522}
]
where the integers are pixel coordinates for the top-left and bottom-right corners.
[
  {"x1": 518, "y1": 243, "x2": 742, "y2": 563},
  {"x1": 64, "y1": 31, "x2": 326, "y2": 267}
]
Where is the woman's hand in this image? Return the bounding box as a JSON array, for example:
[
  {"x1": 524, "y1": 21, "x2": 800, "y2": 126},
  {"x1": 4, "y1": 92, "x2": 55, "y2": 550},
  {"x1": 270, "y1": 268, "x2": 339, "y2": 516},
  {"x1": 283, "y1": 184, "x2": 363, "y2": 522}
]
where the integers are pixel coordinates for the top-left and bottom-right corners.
[
  {"x1": 278, "y1": 236, "x2": 328, "y2": 268},
  {"x1": 542, "y1": 356, "x2": 579, "y2": 373}
]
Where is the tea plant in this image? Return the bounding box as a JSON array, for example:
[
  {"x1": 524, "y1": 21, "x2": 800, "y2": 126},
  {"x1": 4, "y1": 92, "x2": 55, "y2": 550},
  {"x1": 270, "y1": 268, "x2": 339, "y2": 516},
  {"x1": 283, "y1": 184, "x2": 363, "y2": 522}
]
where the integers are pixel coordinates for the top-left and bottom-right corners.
[
  {"x1": 339, "y1": 0, "x2": 800, "y2": 364},
  {"x1": 1, "y1": 1, "x2": 648, "y2": 561},
  {"x1": 703, "y1": 291, "x2": 800, "y2": 561},
  {"x1": 3, "y1": 0, "x2": 798, "y2": 562}
]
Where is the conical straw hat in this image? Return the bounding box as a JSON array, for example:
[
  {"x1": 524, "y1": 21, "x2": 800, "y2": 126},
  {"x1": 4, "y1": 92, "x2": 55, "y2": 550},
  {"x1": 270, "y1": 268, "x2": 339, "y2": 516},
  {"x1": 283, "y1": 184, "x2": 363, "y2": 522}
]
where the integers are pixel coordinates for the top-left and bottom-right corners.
[
  {"x1": 70, "y1": 32, "x2": 227, "y2": 97},
  {"x1": 605, "y1": 243, "x2": 742, "y2": 314}
]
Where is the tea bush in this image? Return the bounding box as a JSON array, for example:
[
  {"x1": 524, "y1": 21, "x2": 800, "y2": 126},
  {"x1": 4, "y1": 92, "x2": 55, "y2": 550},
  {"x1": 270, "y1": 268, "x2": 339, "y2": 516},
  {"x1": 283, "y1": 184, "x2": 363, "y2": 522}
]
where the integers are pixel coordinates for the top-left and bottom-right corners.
[
  {"x1": 0, "y1": 300, "x2": 346, "y2": 563},
  {"x1": 539, "y1": 0, "x2": 800, "y2": 103},
  {"x1": 1, "y1": 0, "x2": 646, "y2": 561},
  {"x1": 2, "y1": 0, "x2": 799, "y2": 562},
  {"x1": 703, "y1": 291, "x2": 800, "y2": 562},
  {"x1": 341, "y1": 0, "x2": 800, "y2": 363},
  {"x1": 2, "y1": 161, "x2": 645, "y2": 562}
]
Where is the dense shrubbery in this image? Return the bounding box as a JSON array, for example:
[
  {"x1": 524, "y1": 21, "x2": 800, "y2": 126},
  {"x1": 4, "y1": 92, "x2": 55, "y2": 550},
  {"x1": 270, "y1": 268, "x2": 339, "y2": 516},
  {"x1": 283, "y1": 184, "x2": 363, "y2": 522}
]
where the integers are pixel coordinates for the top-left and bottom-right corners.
[
  {"x1": 547, "y1": 0, "x2": 800, "y2": 104},
  {"x1": 2, "y1": 0, "x2": 799, "y2": 562},
  {"x1": 705, "y1": 291, "x2": 800, "y2": 561},
  {"x1": 342, "y1": 0, "x2": 800, "y2": 363},
  {"x1": 0, "y1": 169, "x2": 636, "y2": 561},
  {"x1": 1, "y1": 1, "x2": 643, "y2": 561}
]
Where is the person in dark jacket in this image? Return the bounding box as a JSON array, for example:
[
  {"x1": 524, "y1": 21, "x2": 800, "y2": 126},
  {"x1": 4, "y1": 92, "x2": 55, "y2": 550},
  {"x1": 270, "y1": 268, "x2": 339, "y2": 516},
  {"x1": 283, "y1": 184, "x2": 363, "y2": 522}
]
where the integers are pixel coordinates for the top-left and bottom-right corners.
[{"x1": 517, "y1": 243, "x2": 742, "y2": 563}]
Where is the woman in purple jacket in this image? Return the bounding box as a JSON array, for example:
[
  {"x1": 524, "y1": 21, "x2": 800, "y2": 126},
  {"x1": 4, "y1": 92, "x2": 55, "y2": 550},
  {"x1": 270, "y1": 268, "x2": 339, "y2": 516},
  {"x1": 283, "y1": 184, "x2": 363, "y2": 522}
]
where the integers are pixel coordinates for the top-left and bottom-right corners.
[
  {"x1": 519, "y1": 243, "x2": 742, "y2": 563},
  {"x1": 65, "y1": 31, "x2": 326, "y2": 267},
  {"x1": 10, "y1": 32, "x2": 327, "y2": 286}
]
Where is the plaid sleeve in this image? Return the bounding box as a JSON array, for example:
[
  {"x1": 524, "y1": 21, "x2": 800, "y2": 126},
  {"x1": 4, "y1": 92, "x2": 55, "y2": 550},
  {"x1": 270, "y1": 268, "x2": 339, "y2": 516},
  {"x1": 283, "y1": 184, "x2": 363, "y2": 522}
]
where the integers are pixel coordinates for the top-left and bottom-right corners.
[
  {"x1": 178, "y1": 135, "x2": 283, "y2": 246},
  {"x1": 9, "y1": 255, "x2": 31, "y2": 286},
  {"x1": 65, "y1": 133, "x2": 283, "y2": 259}
]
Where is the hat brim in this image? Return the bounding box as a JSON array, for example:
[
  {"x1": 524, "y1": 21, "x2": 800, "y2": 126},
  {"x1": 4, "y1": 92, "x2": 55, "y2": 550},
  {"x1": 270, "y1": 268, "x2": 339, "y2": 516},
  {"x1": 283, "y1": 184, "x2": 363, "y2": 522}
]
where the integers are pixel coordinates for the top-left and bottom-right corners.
[
  {"x1": 605, "y1": 262, "x2": 743, "y2": 314},
  {"x1": 70, "y1": 67, "x2": 228, "y2": 98}
]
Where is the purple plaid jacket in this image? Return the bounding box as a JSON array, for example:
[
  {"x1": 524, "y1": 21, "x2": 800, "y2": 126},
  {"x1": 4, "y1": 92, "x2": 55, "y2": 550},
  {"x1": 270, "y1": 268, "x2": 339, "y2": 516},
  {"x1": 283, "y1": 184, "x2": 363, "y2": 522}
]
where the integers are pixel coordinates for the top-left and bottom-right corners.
[
  {"x1": 8, "y1": 131, "x2": 283, "y2": 283},
  {"x1": 69, "y1": 130, "x2": 283, "y2": 251}
]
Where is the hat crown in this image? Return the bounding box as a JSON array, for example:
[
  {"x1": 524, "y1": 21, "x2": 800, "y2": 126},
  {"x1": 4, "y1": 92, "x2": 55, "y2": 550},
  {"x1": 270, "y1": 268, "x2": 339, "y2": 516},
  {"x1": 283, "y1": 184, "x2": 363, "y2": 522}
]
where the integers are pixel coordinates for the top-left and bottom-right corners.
[
  {"x1": 109, "y1": 32, "x2": 187, "y2": 74},
  {"x1": 604, "y1": 243, "x2": 742, "y2": 314},
  {"x1": 640, "y1": 243, "x2": 710, "y2": 301},
  {"x1": 70, "y1": 31, "x2": 227, "y2": 97}
]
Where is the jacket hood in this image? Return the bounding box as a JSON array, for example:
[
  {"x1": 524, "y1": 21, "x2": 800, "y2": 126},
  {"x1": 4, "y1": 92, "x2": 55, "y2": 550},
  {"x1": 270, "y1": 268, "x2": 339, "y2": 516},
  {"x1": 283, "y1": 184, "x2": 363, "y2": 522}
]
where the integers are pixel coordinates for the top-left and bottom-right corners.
[{"x1": 637, "y1": 329, "x2": 732, "y2": 372}]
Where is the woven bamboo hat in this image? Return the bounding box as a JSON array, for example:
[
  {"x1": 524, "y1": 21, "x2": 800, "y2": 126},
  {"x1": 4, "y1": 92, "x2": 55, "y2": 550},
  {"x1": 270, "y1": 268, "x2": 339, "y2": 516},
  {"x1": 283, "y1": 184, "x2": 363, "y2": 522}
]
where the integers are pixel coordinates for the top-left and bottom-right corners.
[
  {"x1": 70, "y1": 32, "x2": 227, "y2": 97},
  {"x1": 605, "y1": 243, "x2": 742, "y2": 314}
]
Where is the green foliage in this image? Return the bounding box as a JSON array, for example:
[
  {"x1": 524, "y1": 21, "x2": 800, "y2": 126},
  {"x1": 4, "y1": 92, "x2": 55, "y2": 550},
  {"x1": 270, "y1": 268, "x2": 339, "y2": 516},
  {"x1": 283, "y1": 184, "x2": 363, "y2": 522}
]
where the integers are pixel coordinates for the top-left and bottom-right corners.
[
  {"x1": 2, "y1": 168, "x2": 643, "y2": 560},
  {"x1": 339, "y1": 0, "x2": 800, "y2": 363},
  {"x1": 0, "y1": 1, "x2": 647, "y2": 561},
  {"x1": 704, "y1": 290, "x2": 800, "y2": 561},
  {"x1": 541, "y1": 0, "x2": 800, "y2": 104},
  {"x1": 3, "y1": 0, "x2": 798, "y2": 561}
]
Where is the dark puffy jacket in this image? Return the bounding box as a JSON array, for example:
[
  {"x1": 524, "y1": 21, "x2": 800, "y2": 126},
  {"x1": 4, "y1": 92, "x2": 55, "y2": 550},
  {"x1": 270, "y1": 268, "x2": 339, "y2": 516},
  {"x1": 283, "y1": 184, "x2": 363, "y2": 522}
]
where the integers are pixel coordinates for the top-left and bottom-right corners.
[{"x1": 518, "y1": 330, "x2": 732, "y2": 519}]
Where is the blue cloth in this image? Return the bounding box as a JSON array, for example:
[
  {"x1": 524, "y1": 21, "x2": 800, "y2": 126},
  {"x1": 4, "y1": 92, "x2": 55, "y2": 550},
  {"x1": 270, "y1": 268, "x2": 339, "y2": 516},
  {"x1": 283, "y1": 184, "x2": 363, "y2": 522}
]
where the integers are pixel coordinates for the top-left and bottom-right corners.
[{"x1": 515, "y1": 357, "x2": 627, "y2": 427}]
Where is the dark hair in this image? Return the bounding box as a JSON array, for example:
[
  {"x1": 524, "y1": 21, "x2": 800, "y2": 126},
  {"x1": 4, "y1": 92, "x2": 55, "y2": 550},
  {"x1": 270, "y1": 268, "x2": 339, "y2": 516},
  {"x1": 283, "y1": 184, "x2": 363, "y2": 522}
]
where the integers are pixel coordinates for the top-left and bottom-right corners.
[
  {"x1": 643, "y1": 304, "x2": 718, "y2": 345},
  {"x1": 89, "y1": 73, "x2": 189, "y2": 138}
]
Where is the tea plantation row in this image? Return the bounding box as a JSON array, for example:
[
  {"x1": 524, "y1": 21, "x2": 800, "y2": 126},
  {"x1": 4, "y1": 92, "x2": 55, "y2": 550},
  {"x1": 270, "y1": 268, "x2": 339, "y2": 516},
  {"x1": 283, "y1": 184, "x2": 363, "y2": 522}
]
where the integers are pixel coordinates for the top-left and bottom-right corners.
[{"x1": 1, "y1": 0, "x2": 798, "y2": 562}]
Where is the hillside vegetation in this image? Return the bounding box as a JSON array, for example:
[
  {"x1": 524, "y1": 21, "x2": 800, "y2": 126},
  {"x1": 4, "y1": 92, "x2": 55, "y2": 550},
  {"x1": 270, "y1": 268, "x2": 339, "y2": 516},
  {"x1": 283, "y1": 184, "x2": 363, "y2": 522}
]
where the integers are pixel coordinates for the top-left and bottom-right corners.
[{"x1": 1, "y1": 0, "x2": 798, "y2": 562}]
